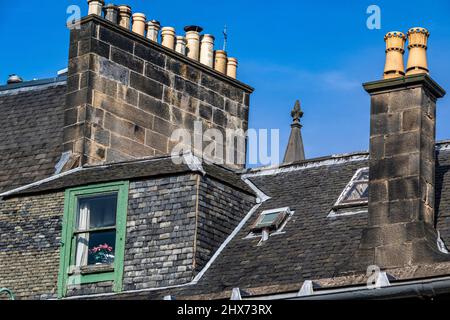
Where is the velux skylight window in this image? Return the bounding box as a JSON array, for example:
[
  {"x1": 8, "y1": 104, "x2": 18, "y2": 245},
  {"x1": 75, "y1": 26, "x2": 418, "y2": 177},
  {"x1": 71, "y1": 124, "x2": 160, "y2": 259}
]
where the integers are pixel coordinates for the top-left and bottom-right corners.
[
  {"x1": 328, "y1": 168, "x2": 369, "y2": 217},
  {"x1": 252, "y1": 207, "x2": 290, "y2": 232},
  {"x1": 246, "y1": 207, "x2": 293, "y2": 244}
]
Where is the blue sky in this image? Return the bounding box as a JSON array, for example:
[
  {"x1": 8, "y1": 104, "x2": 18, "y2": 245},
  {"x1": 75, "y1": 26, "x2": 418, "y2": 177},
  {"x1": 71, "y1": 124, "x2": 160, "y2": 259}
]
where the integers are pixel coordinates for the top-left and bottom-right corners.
[{"x1": 1, "y1": 0, "x2": 450, "y2": 162}]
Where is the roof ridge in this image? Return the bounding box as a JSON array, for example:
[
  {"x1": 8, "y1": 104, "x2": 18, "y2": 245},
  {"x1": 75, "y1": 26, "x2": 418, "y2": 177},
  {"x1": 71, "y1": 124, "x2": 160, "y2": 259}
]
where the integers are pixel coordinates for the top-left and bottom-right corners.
[{"x1": 0, "y1": 77, "x2": 67, "y2": 95}]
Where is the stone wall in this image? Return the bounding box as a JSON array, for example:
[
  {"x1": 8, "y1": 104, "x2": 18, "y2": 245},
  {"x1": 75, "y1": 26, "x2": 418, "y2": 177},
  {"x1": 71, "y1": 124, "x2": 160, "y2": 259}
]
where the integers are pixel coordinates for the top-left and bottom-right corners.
[{"x1": 63, "y1": 16, "x2": 252, "y2": 169}]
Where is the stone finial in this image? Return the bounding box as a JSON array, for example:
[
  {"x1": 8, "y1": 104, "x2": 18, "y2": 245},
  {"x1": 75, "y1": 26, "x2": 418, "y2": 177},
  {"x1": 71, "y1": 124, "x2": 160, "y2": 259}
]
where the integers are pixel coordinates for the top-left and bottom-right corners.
[
  {"x1": 291, "y1": 100, "x2": 304, "y2": 124},
  {"x1": 406, "y1": 27, "x2": 430, "y2": 76},
  {"x1": 283, "y1": 100, "x2": 305, "y2": 163}
]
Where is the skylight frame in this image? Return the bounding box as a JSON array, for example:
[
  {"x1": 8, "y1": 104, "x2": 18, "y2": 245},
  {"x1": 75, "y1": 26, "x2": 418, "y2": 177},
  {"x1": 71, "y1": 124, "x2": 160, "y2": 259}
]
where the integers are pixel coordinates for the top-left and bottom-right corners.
[
  {"x1": 330, "y1": 167, "x2": 369, "y2": 215},
  {"x1": 251, "y1": 207, "x2": 291, "y2": 233}
]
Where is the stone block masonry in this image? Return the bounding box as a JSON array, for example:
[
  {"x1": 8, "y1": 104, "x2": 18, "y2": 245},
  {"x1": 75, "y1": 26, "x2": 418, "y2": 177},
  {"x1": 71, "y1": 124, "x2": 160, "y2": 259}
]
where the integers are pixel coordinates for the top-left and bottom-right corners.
[
  {"x1": 63, "y1": 16, "x2": 253, "y2": 169},
  {"x1": 352, "y1": 75, "x2": 449, "y2": 270}
]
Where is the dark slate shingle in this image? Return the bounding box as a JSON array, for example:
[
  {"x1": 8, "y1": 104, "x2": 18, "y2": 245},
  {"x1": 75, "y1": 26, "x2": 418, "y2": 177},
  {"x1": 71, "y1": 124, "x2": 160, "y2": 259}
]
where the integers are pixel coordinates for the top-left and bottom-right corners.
[{"x1": 0, "y1": 83, "x2": 66, "y2": 193}]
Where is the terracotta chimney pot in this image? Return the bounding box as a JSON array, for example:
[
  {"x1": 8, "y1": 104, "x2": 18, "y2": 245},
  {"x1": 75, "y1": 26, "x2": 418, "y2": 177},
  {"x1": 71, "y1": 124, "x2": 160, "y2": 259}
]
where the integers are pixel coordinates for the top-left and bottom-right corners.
[
  {"x1": 214, "y1": 50, "x2": 227, "y2": 74},
  {"x1": 103, "y1": 4, "x2": 118, "y2": 24},
  {"x1": 117, "y1": 5, "x2": 132, "y2": 29},
  {"x1": 200, "y1": 34, "x2": 215, "y2": 67},
  {"x1": 383, "y1": 31, "x2": 406, "y2": 79},
  {"x1": 175, "y1": 36, "x2": 187, "y2": 55},
  {"x1": 87, "y1": 0, "x2": 104, "y2": 16},
  {"x1": 406, "y1": 27, "x2": 430, "y2": 76},
  {"x1": 184, "y1": 26, "x2": 203, "y2": 61},
  {"x1": 227, "y1": 57, "x2": 238, "y2": 79},
  {"x1": 132, "y1": 13, "x2": 147, "y2": 36},
  {"x1": 146, "y1": 20, "x2": 161, "y2": 42},
  {"x1": 161, "y1": 27, "x2": 176, "y2": 50}
]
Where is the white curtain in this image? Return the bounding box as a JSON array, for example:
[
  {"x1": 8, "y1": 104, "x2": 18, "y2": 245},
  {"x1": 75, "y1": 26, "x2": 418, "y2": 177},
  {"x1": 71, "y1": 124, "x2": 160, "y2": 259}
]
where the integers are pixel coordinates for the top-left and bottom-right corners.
[{"x1": 75, "y1": 204, "x2": 90, "y2": 266}]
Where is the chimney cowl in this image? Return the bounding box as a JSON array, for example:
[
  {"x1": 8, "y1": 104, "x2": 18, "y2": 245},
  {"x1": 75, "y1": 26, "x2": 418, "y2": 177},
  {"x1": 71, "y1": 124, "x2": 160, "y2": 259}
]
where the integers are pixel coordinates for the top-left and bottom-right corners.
[
  {"x1": 184, "y1": 25, "x2": 203, "y2": 33},
  {"x1": 147, "y1": 20, "x2": 160, "y2": 27},
  {"x1": 117, "y1": 4, "x2": 131, "y2": 13},
  {"x1": 7, "y1": 74, "x2": 23, "y2": 84}
]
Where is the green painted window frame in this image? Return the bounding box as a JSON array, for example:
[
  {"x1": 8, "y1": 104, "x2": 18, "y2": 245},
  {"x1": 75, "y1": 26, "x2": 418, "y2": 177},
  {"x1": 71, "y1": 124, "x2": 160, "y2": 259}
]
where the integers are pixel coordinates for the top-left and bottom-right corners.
[{"x1": 57, "y1": 181, "x2": 129, "y2": 298}]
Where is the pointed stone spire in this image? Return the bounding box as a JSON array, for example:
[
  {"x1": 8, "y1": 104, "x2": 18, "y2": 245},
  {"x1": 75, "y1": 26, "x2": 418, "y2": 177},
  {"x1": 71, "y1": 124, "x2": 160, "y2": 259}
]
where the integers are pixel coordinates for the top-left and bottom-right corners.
[{"x1": 283, "y1": 100, "x2": 305, "y2": 163}]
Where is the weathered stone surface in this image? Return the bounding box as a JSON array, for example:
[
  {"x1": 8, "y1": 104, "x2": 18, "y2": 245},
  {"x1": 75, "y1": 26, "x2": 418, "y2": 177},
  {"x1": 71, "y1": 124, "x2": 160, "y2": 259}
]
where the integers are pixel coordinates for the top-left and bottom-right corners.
[
  {"x1": 355, "y1": 78, "x2": 448, "y2": 270},
  {"x1": 63, "y1": 18, "x2": 252, "y2": 169}
]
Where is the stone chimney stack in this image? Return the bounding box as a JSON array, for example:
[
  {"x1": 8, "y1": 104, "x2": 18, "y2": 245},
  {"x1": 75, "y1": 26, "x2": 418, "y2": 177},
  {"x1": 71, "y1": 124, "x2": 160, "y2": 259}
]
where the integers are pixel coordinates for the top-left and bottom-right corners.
[
  {"x1": 62, "y1": 5, "x2": 253, "y2": 169},
  {"x1": 356, "y1": 28, "x2": 448, "y2": 269}
]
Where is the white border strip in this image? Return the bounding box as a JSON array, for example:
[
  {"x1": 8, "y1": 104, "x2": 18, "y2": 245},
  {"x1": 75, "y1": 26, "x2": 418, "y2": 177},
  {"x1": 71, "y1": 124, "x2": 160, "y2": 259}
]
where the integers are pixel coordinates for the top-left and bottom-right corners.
[
  {"x1": 0, "y1": 167, "x2": 83, "y2": 197},
  {"x1": 242, "y1": 154, "x2": 369, "y2": 179}
]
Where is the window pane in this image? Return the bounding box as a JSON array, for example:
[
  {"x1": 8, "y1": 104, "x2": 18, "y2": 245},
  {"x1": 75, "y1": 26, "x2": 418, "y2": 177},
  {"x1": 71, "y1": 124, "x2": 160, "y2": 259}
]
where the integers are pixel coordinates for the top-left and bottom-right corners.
[
  {"x1": 342, "y1": 182, "x2": 368, "y2": 203},
  {"x1": 76, "y1": 193, "x2": 117, "y2": 231},
  {"x1": 75, "y1": 230, "x2": 116, "y2": 266},
  {"x1": 260, "y1": 212, "x2": 280, "y2": 225}
]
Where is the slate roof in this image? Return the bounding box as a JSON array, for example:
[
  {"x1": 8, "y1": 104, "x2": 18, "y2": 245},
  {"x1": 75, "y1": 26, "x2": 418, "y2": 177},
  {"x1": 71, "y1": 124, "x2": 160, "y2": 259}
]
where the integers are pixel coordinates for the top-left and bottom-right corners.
[
  {"x1": 100, "y1": 145, "x2": 450, "y2": 300},
  {"x1": 182, "y1": 145, "x2": 450, "y2": 298},
  {"x1": 0, "y1": 155, "x2": 255, "y2": 197},
  {"x1": 0, "y1": 79, "x2": 67, "y2": 194}
]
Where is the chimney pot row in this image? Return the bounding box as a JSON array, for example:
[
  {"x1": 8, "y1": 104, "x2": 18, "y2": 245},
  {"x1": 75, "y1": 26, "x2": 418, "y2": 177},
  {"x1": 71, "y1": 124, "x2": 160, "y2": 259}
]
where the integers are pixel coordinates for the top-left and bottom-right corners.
[
  {"x1": 85, "y1": 1, "x2": 239, "y2": 79},
  {"x1": 383, "y1": 27, "x2": 430, "y2": 79}
]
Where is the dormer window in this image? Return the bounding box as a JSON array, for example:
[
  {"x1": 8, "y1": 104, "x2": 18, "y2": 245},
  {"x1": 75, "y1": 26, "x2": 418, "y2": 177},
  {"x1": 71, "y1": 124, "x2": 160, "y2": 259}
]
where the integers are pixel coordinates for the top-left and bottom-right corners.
[
  {"x1": 329, "y1": 168, "x2": 369, "y2": 217},
  {"x1": 58, "y1": 181, "x2": 129, "y2": 298}
]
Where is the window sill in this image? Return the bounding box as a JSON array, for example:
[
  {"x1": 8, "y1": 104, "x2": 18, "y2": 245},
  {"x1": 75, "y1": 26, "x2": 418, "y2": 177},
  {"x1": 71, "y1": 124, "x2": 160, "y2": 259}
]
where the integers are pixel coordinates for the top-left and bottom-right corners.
[
  {"x1": 332, "y1": 201, "x2": 368, "y2": 211},
  {"x1": 68, "y1": 264, "x2": 114, "y2": 276}
]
